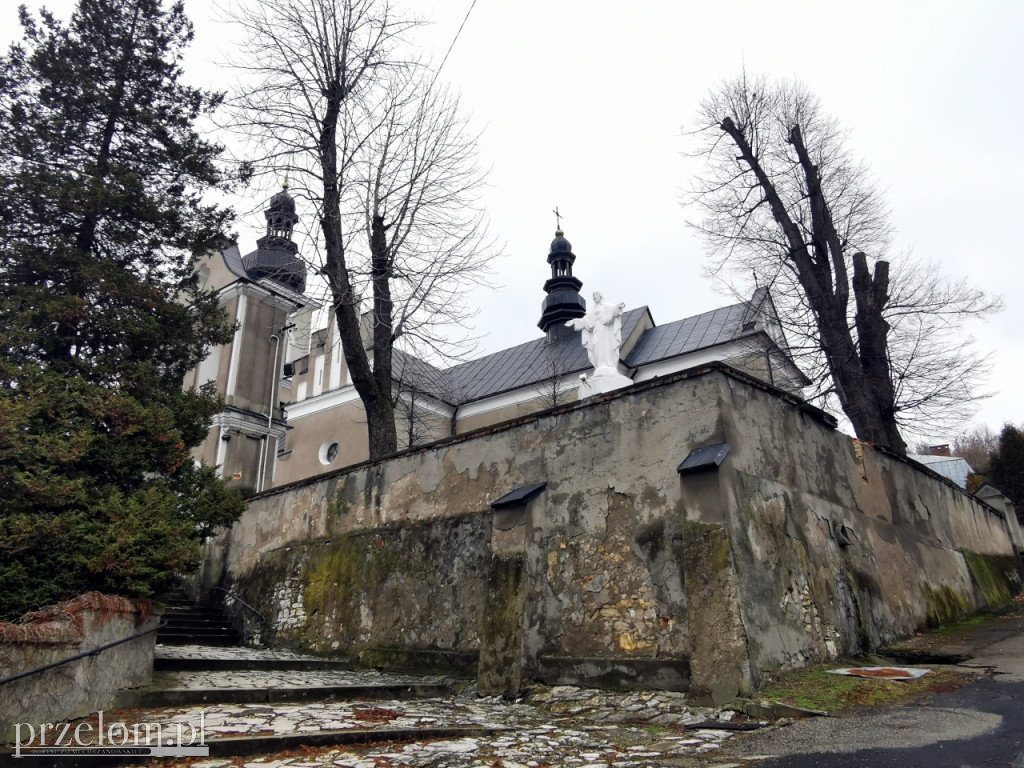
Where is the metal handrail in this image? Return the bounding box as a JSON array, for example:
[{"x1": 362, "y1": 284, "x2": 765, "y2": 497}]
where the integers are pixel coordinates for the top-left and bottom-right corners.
[
  {"x1": 209, "y1": 587, "x2": 269, "y2": 625},
  {"x1": 0, "y1": 621, "x2": 164, "y2": 688}
]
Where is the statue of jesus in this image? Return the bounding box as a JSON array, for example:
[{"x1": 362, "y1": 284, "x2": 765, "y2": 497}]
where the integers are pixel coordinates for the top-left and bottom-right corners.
[{"x1": 566, "y1": 292, "x2": 626, "y2": 371}]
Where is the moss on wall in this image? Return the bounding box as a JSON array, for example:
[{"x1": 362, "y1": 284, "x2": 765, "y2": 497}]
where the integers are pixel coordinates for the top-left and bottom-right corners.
[
  {"x1": 235, "y1": 512, "x2": 492, "y2": 658},
  {"x1": 963, "y1": 551, "x2": 1019, "y2": 609},
  {"x1": 300, "y1": 536, "x2": 373, "y2": 645},
  {"x1": 923, "y1": 584, "x2": 970, "y2": 628}
]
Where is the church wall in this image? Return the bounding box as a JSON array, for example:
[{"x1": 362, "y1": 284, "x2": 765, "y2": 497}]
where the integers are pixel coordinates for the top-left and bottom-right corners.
[
  {"x1": 229, "y1": 298, "x2": 288, "y2": 413},
  {"x1": 274, "y1": 399, "x2": 370, "y2": 486},
  {"x1": 195, "y1": 429, "x2": 222, "y2": 475},
  {"x1": 222, "y1": 432, "x2": 266, "y2": 495},
  {"x1": 216, "y1": 294, "x2": 242, "y2": 395},
  {"x1": 394, "y1": 398, "x2": 452, "y2": 451},
  {"x1": 454, "y1": 390, "x2": 580, "y2": 434},
  {"x1": 199, "y1": 248, "x2": 240, "y2": 294},
  {"x1": 212, "y1": 365, "x2": 1021, "y2": 699},
  {"x1": 721, "y1": 349, "x2": 801, "y2": 395}
]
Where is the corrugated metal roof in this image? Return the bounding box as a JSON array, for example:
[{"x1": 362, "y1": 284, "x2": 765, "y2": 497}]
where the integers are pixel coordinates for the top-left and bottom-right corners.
[{"x1": 908, "y1": 454, "x2": 973, "y2": 489}]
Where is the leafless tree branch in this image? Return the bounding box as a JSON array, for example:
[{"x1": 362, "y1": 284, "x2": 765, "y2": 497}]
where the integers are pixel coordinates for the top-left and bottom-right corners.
[
  {"x1": 223, "y1": 0, "x2": 497, "y2": 458},
  {"x1": 684, "y1": 73, "x2": 1000, "y2": 450}
]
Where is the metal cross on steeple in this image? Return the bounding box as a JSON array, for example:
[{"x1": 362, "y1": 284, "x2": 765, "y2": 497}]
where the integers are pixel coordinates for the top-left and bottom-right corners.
[{"x1": 553, "y1": 206, "x2": 562, "y2": 231}]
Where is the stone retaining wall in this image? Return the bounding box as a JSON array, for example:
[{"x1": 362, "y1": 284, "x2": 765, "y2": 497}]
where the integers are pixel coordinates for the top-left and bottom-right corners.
[{"x1": 217, "y1": 365, "x2": 1022, "y2": 700}]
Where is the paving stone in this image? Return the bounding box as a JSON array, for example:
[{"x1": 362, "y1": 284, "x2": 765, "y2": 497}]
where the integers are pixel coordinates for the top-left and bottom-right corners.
[
  {"x1": 157, "y1": 644, "x2": 333, "y2": 661},
  {"x1": 121, "y1": 646, "x2": 773, "y2": 768}
]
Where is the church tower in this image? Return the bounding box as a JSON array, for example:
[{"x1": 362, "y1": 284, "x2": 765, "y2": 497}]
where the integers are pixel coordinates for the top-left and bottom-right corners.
[
  {"x1": 243, "y1": 183, "x2": 306, "y2": 293},
  {"x1": 537, "y1": 228, "x2": 586, "y2": 342},
  {"x1": 189, "y1": 184, "x2": 310, "y2": 496}
]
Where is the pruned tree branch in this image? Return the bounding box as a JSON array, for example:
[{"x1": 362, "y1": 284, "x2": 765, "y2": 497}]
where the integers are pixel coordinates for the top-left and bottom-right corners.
[{"x1": 685, "y1": 73, "x2": 1000, "y2": 450}]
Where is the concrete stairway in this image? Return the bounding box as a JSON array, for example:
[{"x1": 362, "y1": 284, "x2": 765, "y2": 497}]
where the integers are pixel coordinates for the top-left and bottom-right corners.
[{"x1": 156, "y1": 590, "x2": 241, "y2": 647}]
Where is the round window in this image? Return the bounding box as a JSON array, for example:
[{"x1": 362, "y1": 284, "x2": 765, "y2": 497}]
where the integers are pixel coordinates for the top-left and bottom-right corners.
[{"x1": 318, "y1": 441, "x2": 340, "y2": 465}]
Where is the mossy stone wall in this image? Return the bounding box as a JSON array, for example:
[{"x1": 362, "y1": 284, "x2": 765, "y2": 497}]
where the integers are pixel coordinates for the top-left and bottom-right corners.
[
  {"x1": 234, "y1": 513, "x2": 491, "y2": 657},
  {"x1": 216, "y1": 366, "x2": 1022, "y2": 696}
]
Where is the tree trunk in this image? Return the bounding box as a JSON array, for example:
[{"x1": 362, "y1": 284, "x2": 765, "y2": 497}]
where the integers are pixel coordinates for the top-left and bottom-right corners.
[
  {"x1": 851, "y1": 253, "x2": 906, "y2": 453},
  {"x1": 318, "y1": 102, "x2": 396, "y2": 459},
  {"x1": 719, "y1": 116, "x2": 907, "y2": 455},
  {"x1": 368, "y1": 213, "x2": 397, "y2": 457}
]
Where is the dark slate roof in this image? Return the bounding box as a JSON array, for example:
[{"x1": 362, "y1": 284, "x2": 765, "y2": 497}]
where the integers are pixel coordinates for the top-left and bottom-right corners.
[
  {"x1": 385, "y1": 294, "x2": 779, "y2": 407},
  {"x1": 220, "y1": 242, "x2": 308, "y2": 294},
  {"x1": 392, "y1": 349, "x2": 449, "y2": 399},
  {"x1": 441, "y1": 307, "x2": 650, "y2": 404},
  {"x1": 222, "y1": 244, "x2": 251, "y2": 282},
  {"x1": 626, "y1": 299, "x2": 757, "y2": 367},
  {"x1": 242, "y1": 243, "x2": 307, "y2": 294}
]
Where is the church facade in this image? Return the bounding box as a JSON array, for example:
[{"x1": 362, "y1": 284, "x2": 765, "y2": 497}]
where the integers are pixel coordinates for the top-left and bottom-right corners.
[{"x1": 190, "y1": 189, "x2": 807, "y2": 494}]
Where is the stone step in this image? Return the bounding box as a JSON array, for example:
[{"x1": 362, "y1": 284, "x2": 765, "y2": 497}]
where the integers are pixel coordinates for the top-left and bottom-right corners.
[
  {"x1": 157, "y1": 589, "x2": 243, "y2": 650},
  {"x1": 162, "y1": 605, "x2": 231, "y2": 615},
  {"x1": 154, "y1": 655, "x2": 356, "y2": 672},
  {"x1": 0, "y1": 680, "x2": 741, "y2": 768},
  {"x1": 161, "y1": 608, "x2": 235, "y2": 622},
  {"x1": 0, "y1": 726, "x2": 501, "y2": 768},
  {"x1": 115, "y1": 681, "x2": 456, "y2": 708},
  {"x1": 157, "y1": 626, "x2": 239, "y2": 638},
  {"x1": 153, "y1": 644, "x2": 357, "y2": 672},
  {"x1": 159, "y1": 619, "x2": 237, "y2": 630},
  {"x1": 156, "y1": 632, "x2": 241, "y2": 647}
]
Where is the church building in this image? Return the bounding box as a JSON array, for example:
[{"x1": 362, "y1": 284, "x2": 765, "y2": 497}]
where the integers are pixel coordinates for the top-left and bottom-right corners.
[{"x1": 189, "y1": 188, "x2": 808, "y2": 494}]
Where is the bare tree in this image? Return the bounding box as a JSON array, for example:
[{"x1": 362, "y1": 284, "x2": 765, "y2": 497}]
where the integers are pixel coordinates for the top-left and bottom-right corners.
[
  {"x1": 534, "y1": 342, "x2": 578, "y2": 411},
  {"x1": 390, "y1": 350, "x2": 455, "y2": 449},
  {"x1": 687, "y1": 73, "x2": 1000, "y2": 454},
  {"x1": 227, "y1": 0, "x2": 495, "y2": 459},
  {"x1": 951, "y1": 424, "x2": 1000, "y2": 475}
]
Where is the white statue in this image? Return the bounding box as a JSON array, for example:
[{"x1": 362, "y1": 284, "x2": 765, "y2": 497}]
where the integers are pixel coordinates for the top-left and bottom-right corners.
[
  {"x1": 566, "y1": 292, "x2": 633, "y2": 396},
  {"x1": 567, "y1": 292, "x2": 625, "y2": 370}
]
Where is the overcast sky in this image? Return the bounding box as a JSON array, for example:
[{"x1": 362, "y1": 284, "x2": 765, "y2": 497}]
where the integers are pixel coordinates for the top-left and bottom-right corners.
[{"x1": 4, "y1": 0, "x2": 1022, "y2": 444}]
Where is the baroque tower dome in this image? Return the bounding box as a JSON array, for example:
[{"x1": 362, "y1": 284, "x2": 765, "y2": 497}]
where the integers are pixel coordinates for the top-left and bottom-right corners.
[
  {"x1": 242, "y1": 183, "x2": 307, "y2": 293},
  {"x1": 538, "y1": 227, "x2": 586, "y2": 341}
]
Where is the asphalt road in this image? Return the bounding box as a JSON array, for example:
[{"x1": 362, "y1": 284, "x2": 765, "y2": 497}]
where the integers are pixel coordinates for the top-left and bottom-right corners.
[{"x1": 718, "y1": 629, "x2": 1024, "y2": 767}]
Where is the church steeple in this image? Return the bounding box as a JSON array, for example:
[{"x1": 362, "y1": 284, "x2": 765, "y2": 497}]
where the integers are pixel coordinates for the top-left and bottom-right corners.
[
  {"x1": 242, "y1": 182, "x2": 307, "y2": 293},
  {"x1": 538, "y1": 226, "x2": 586, "y2": 342},
  {"x1": 263, "y1": 181, "x2": 298, "y2": 244}
]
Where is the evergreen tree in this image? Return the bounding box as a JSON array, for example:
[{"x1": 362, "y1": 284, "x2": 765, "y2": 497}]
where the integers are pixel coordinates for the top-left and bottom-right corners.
[
  {"x1": 0, "y1": 0, "x2": 244, "y2": 619},
  {"x1": 989, "y1": 424, "x2": 1024, "y2": 515}
]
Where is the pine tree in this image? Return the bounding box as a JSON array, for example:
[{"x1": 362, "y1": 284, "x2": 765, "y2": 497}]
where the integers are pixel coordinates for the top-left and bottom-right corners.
[
  {"x1": 988, "y1": 425, "x2": 1024, "y2": 516},
  {"x1": 0, "y1": 0, "x2": 244, "y2": 619}
]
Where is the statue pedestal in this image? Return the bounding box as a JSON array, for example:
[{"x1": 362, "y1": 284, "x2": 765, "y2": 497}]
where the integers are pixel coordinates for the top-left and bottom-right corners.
[{"x1": 578, "y1": 366, "x2": 633, "y2": 398}]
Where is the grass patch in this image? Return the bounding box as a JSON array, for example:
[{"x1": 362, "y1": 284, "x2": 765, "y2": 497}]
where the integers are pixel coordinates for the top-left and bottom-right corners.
[
  {"x1": 760, "y1": 663, "x2": 972, "y2": 714},
  {"x1": 932, "y1": 614, "x2": 988, "y2": 635}
]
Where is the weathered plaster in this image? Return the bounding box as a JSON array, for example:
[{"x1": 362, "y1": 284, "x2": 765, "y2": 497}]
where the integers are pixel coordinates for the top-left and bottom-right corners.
[
  {"x1": 0, "y1": 594, "x2": 158, "y2": 744},
  {"x1": 214, "y1": 365, "x2": 1021, "y2": 698}
]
